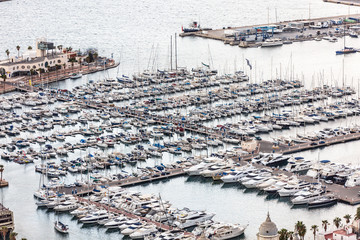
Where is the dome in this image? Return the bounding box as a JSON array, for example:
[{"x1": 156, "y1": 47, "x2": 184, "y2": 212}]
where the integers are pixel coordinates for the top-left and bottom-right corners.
[{"x1": 258, "y1": 212, "x2": 278, "y2": 237}]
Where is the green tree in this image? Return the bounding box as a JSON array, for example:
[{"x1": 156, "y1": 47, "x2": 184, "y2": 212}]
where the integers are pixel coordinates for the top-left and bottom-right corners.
[
  {"x1": 16, "y1": 45, "x2": 20, "y2": 58},
  {"x1": 310, "y1": 225, "x2": 318, "y2": 240},
  {"x1": 287, "y1": 231, "x2": 294, "y2": 240},
  {"x1": 79, "y1": 58, "x2": 82, "y2": 71},
  {"x1": 5, "y1": 49, "x2": 10, "y2": 62},
  {"x1": 57, "y1": 45, "x2": 63, "y2": 53},
  {"x1": 0, "y1": 164, "x2": 3, "y2": 182},
  {"x1": 1, "y1": 74, "x2": 7, "y2": 93},
  {"x1": 278, "y1": 228, "x2": 288, "y2": 240},
  {"x1": 355, "y1": 207, "x2": 360, "y2": 220},
  {"x1": 333, "y1": 217, "x2": 341, "y2": 229},
  {"x1": 295, "y1": 221, "x2": 306, "y2": 240},
  {"x1": 1, "y1": 226, "x2": 8, "y2": 240},
  {"x1": 344, "y1": 214, "x2": 351, "y2": 224},
  {"x1": 27, "y1": 46, "x2": 32, "y2": 51},
  {"x1": 322, "y1": 220, "x2": 329, "y2": 232},
  {"x1": 10, "y1": 231, "x2": 17, "y2": 240}
]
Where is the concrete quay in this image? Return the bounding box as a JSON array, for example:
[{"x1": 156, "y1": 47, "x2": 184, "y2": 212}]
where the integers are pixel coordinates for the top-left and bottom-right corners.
[
  {"x1": 180, "y1": 13, "x2": 360, "y2": 47},
  {"x1": 58, "y1": 168, "x2": 186, "y2": 196},
  {"x1": 324, "y1": 0, "x2": 360, "y2": 6},
  {"x1": 0, "y1": 61, "x2": 119, "y2": 94},
  {"x1": 76, "y1": 197, "x2": 193, "y2": 235}
]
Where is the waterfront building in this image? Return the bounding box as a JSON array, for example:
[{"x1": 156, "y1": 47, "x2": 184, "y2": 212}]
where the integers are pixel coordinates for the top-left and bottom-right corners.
[
  {"x1": 0, "y1": 203, "x2": 14, "y2": 239},
  {"x1": 0, "y1": 38, "x2": 77, "y2": 78},
  {"x1": 319, "y1": 226, "x2": 356, "y2": 240},
  {"x1": 257, "y1": 212, "x2": 279, "y2": 240}
]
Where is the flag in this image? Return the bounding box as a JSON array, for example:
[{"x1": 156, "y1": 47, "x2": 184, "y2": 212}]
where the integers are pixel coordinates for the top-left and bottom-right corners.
[
  {"x1": 201, "y1": 62, "x2": 210, "y2": 68},
  {"x1": 246, "y1": 58, "x2": 252, "y2": 70},
  {"x1": 29, "y1": 79, "x2": 32, "y2": 86}
]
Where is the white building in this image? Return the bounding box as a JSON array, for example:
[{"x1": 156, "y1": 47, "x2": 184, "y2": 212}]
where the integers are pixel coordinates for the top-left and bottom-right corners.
[
  {"x1": 319, "y1": 226, "x2": 356, "y2": 240},
  {"x1": 0, "y1": 38, "x2": 69, "y2": 78},
  {"x1": 257, "y1": 213, "x2": 279, "y2": 240}
]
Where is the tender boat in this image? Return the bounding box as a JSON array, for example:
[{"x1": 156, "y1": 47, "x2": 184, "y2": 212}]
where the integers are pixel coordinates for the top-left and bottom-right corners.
[
  {"x1": 54, "y1": 221, "x2": 69, "y2": 234},
  {"x1": 69, "y1": 72, "x2": 83, "y2": 79}
]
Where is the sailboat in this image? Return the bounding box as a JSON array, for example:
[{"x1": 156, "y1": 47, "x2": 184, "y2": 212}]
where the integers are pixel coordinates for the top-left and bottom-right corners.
[
  {"x1": 336, "y1": 24, "x2": 357, "y2": 55},
  {"x1": 54, "y1": 190, "x2": 69, "y2": 234}
]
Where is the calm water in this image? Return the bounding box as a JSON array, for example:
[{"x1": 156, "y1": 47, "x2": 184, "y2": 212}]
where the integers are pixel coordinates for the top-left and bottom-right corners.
[{"x1": 1, "y1": 0, "x2": 360, "y2": 239}]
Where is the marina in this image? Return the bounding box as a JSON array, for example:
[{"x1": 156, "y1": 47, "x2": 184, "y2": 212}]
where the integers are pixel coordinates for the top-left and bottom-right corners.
[{"x1": 2, "y1": 0, "x2": 360, "y2": 239}]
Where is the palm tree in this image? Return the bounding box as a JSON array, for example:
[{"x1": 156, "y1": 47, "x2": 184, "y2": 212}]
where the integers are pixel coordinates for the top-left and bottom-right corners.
[
  {"x1": 27, "y1": 46, "x2": 32, "y2": 51},
  {"x1": 79, "y1": 58, "x2": 82, "y2": 71},
  {"x1": 0, "y1": 164, "x2": 3, "y2": 182},
  {"x1": 36, "y1": 68, "x2": 42, "y2": 83},
  {"x1": 322, "y1": 220, "x2": 329, "y2": 232},
  {"x1": 287, "y1": 231, "x2": 294, "y2": 240},
  {"x1": 355, "y1": 207, "x2": 360, "y2": 220},
  {"x1": 333, "y1": 217, "x2": 341, "y2": 229},
  {"x1": 57, "y1": 45, "x2": 63, "y2": 54},
  {"x1": 310, "y1": 225, "x2": 318, "y2": 240},
  {"x1": 5, "y1": 49, "x2": 10, "y2": 62},
  {"x1": 295, "y1": 221, "x2": 306, "y2": 240},
  {"x1": 10, "y1": 231, "x2": 18, "y2": 240},
  {"x1": 16, "y1": 45, "x2": 20, "y2": 58},
  {"x1": 344, "y1": 214, "x2": 351, "y2": 224},
  {"x1": 1, "y1": 74, "x2": 7, "y2": 93},
  {"x1": 1, "y1": 226, "x2": 8, "y2": 240},
  {"x1": 278, "y1": 228, "x2": 288, "y2": 240}
]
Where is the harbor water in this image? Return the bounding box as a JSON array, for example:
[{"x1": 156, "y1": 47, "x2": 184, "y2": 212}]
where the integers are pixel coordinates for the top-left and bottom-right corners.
[{"x1": 1, "y1": 0, "x2": 360, "y2": 239}]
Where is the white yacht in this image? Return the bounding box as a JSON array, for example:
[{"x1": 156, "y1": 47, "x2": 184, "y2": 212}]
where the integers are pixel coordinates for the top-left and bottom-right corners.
[
  {"x1": 261, "y1": 38, "x2": 283, "y2": 47},
  {"x1": 104, "y1": 216, "x2": 129, "y2": 229},
  {"x1": 79, "y1": 210, "x2": 109, "y2": 224},
  {"x1": 129, "y1": 225, "x2": 158, "y2": 239},
  {"x1": 209, "y1": 224, "x2": 247, "y2": 240},
  {"x1": 284, "y1": 157, "x2": 312, "y2": 173},
  {"x1": 173, "y1": 211, "x2": 215, "y2": 229},
  {"x1": 345, "y1": 172, "x2": 360, "y2": 187}
]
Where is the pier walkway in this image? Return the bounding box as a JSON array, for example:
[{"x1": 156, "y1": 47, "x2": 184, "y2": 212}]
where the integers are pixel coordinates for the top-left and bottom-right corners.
[
  {"x1": 252, "y1": 162, "x2": 360, "y2": 205},
  {"x1": 76, "y1": 197, "x2": 193, "y2": 235},
  {"x1": 58, "y1": 168, "x2": 186, "y2": 196},
  {"x1": 0, "y1": 61, "x2": 119, "y2": 94}
]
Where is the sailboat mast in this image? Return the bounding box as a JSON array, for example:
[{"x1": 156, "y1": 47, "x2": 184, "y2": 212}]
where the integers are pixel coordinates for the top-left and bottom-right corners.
[
  {"x1": 175, "y1": 33, "x2": 178, "y2": 73},
  {"x1": 170, "y1": 36, "x2": 173, "y2": 70}
]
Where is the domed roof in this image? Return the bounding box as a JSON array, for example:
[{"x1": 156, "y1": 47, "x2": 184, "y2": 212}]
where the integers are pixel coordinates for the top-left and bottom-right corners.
[{"x1": 258, "y1": 212, "x2": 278, "y2": 237}]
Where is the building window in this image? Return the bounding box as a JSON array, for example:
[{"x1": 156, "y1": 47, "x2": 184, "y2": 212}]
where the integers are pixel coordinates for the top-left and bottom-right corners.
[
  {"x1": 17, "y1": 66, "x2": 19, "y2": 69},
  {"x1": 33, "y1": 65, "x2": 36, "y2": 69},
  {"x1": 21, "y1": 66, "x2": 25, "y2": 69},
  {"x1": 27, "y1": 66, "x2": 30, "y2": 69},
  {"x1": 13, "y1": 67, "x2": 15, "y2": 70},
  {"x1": 58, "y1": 60, "x2": 61, "y2": 63}
]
